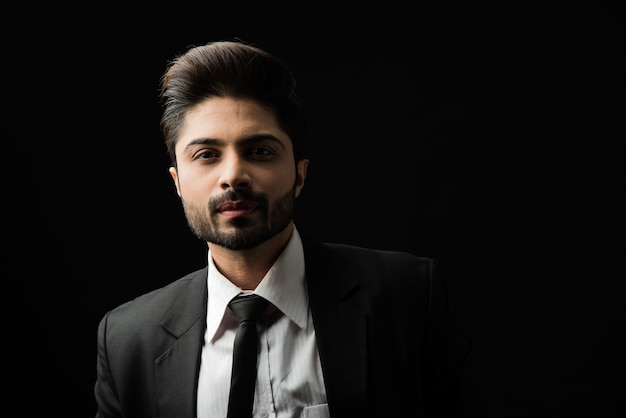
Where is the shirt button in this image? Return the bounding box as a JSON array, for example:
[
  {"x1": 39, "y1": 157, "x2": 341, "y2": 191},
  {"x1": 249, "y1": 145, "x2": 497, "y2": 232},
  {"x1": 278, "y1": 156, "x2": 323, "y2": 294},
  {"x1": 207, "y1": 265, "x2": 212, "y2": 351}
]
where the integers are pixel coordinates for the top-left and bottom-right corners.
[{"x1": 259, "y1": 411, "x2": 269, "y2": 418}]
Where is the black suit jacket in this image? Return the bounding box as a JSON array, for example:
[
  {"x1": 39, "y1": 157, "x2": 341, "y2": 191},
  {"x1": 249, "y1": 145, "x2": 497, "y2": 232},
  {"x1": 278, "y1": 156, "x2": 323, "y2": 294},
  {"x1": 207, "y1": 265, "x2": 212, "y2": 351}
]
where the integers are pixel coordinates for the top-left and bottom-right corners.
[{"x1": 95, "y1": 238, "x2": 471, "y2": 417}]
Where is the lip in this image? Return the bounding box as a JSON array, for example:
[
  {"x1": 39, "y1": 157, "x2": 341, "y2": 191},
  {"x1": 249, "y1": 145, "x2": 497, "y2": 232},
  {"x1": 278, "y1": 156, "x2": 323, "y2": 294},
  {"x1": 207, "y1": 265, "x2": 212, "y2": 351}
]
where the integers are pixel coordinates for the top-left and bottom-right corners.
[{"x1": 217, "y1": 200, "x2": 258, "y2": 218}]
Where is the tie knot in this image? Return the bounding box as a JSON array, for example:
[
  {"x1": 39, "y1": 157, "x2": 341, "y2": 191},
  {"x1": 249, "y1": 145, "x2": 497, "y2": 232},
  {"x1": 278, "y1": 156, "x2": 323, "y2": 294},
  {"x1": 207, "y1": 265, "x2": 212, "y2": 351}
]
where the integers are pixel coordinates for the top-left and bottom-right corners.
[{"x1": 229, "y1": 294, "x2": 269, "y2": 323}]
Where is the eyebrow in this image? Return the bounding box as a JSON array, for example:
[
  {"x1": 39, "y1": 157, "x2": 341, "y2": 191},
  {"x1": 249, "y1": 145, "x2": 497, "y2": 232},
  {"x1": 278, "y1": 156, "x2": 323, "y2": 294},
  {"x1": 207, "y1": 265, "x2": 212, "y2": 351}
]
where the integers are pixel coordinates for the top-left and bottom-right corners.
[{"x1": 183, "y1": 133, "x2": 287, "y2": 152}]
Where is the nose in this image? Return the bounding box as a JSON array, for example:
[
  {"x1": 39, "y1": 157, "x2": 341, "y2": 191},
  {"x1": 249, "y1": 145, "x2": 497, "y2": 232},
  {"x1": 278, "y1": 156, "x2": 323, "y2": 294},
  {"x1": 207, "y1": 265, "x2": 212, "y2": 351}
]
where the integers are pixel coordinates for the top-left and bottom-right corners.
[{"x1": 219, "y1": 153, "x2": 252, "y2": 191}]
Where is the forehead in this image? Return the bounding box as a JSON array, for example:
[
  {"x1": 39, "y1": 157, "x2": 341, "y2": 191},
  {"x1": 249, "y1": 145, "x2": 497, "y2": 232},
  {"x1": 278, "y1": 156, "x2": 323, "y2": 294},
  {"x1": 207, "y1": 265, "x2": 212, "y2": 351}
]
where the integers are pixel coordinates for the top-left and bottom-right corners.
[{"x1": 177, "y1": 97, "x2": 285, "y2": 145}]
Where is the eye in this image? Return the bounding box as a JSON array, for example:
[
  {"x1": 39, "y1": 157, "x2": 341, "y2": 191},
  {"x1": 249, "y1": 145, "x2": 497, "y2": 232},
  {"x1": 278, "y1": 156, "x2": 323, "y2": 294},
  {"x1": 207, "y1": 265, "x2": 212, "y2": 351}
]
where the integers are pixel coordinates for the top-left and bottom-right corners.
[
  {"x1": 194, "y1": 149, "x2": 220, "y2": 160},
  {"x1": 249, "y1": 146, "x2": 275, "y2": 159}
]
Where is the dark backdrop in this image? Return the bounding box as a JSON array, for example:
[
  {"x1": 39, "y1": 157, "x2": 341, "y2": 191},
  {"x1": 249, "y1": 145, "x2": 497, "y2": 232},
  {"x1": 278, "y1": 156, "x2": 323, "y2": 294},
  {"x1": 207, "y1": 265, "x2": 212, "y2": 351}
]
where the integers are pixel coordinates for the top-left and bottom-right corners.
[{"x1": 5, "y1": 1, "x2": 623, "y2": 417}]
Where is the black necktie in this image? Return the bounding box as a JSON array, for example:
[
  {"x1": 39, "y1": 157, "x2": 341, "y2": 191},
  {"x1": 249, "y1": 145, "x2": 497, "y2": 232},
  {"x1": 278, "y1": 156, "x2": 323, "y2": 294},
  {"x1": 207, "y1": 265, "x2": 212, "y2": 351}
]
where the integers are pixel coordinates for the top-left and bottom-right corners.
[{"x1": 227, "y1": 294, "x2": 269, "y2": 418}]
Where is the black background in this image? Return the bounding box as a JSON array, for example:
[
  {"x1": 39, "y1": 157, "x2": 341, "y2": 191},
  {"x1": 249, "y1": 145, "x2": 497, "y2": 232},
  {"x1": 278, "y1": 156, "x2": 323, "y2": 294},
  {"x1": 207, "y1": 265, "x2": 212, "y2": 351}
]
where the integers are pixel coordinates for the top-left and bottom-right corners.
[{"x1": 4, "y1": 1, "x2": 624, "y2": 416}]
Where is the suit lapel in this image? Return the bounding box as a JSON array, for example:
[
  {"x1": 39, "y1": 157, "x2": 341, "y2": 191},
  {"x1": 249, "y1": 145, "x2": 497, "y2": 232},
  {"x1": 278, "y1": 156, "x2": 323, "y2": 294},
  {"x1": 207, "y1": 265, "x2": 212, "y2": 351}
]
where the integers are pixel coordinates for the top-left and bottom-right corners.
[
  {"x1": 154, "y1": 269, "x2": 208, "y2": 418},
  {"x1": 303, "y1": 239, "x2": 368, "y2": 417}
]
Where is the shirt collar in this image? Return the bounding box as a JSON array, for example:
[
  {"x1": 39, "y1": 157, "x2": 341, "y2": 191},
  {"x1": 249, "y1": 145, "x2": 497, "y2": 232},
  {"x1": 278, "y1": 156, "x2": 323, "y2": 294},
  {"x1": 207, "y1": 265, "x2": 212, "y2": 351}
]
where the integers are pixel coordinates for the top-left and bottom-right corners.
[{"x1": 205, "y1": 227, "x2": 308, "y2": 343}]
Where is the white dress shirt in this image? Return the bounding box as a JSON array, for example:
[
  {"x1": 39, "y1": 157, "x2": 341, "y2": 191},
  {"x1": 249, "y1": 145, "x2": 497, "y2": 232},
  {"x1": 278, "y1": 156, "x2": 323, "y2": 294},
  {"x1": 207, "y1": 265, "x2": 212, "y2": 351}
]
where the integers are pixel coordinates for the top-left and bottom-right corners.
[{"x1": 196, "y1": 228, "x2": 329, "y2": 418}]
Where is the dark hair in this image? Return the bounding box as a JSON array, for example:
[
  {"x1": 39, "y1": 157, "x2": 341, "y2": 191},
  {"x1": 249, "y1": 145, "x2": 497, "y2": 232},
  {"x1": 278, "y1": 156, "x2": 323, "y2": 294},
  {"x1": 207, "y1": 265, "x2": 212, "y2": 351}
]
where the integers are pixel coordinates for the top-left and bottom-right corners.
[{"x1": 159, "y1": 40, "x2": 307, "y2": 165}]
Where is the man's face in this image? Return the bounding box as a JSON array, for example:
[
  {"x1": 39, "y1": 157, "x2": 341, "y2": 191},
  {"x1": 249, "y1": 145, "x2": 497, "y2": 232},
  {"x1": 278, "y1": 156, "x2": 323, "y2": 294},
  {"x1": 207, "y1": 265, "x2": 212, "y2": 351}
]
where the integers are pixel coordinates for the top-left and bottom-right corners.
[{"x1": 169, "y1": 97, "x2": 308, "y2": 250}]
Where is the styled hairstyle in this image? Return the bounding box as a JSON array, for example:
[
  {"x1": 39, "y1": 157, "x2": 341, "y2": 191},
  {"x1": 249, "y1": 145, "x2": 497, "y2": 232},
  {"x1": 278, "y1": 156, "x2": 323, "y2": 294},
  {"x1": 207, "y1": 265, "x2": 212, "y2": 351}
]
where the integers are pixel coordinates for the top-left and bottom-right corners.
[{"x1": 159, "y1": 40, "x2": 307, "y2": 166}]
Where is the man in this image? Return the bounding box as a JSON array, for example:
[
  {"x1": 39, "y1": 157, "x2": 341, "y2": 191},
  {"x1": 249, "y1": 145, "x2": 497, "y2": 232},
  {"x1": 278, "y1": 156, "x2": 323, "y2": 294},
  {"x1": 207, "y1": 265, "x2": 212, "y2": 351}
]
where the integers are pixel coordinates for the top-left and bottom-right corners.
[{"x1": 94, "y1": 40, "x2": 471, "y2": 418}]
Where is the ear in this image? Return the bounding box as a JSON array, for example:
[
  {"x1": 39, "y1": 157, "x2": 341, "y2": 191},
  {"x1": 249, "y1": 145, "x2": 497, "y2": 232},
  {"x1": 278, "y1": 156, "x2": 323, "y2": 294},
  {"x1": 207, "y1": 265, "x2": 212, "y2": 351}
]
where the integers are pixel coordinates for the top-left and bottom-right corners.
[
  {"x1": 295, "y1": 159, "x2": 309, "y2": 198},
  {"x1": 168, "y1": 166, "x2": 182, "y2": 197}
]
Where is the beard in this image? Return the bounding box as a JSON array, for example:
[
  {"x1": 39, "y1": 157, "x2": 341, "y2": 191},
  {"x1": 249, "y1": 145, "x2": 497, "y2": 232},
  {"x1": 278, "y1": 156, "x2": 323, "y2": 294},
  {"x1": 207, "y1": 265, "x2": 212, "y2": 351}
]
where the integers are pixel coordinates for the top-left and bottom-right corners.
[{"x1": 181, "y1": 185, "x2": 296, "y2": 250}]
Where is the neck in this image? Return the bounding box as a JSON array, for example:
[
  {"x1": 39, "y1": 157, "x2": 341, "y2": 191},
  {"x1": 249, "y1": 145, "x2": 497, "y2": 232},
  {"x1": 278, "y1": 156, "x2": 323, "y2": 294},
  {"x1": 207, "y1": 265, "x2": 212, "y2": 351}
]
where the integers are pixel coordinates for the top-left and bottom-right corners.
[{"x1": 208, "y1": 223, "x2": 294, "y2": 290}]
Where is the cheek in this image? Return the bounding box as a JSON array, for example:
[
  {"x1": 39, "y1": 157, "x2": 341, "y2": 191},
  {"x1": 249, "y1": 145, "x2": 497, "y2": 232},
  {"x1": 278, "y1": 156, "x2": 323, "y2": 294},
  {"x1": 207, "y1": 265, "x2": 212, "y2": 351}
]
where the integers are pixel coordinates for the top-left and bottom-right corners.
[
  {"x1": 260, "y1": 167, "x2": 296, "y2": 195},
  {"x1": 176, "y1": 168, "x2": 215, "y2": 198}
]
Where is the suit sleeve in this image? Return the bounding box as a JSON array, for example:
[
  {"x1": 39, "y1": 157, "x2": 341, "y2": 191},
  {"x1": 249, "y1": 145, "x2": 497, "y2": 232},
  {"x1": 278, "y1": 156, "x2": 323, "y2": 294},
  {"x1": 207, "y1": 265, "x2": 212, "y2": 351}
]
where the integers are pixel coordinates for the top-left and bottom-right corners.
[
  {"x1": 94, "y1": 311, "x2": 122, "y2": 418},
  {"x1": 421, "y1": 259, "x2": 473, "y2": 418}
]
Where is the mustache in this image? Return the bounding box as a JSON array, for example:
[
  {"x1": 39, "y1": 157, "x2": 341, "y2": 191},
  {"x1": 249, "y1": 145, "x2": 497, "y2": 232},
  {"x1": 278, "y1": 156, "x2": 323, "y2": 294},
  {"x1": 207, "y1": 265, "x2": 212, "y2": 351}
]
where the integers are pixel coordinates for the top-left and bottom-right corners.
[{"x1": 208, "y1": 189, "x2": 268, "y2": 211}]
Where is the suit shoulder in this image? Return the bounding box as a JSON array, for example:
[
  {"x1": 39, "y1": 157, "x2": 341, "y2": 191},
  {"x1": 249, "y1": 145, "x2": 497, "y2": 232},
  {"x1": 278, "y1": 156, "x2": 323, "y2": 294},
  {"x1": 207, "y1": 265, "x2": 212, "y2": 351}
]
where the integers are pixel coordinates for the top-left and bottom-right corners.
[
  {"x1": 318, "y1": 242, "x2": 437, "y2": 289},
  {"x1": 324, "y1": 242, "x2": 433, "y2": 269},
  {"x1": 101, "y1": 267, "x2": 207, "y2": 328}
]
